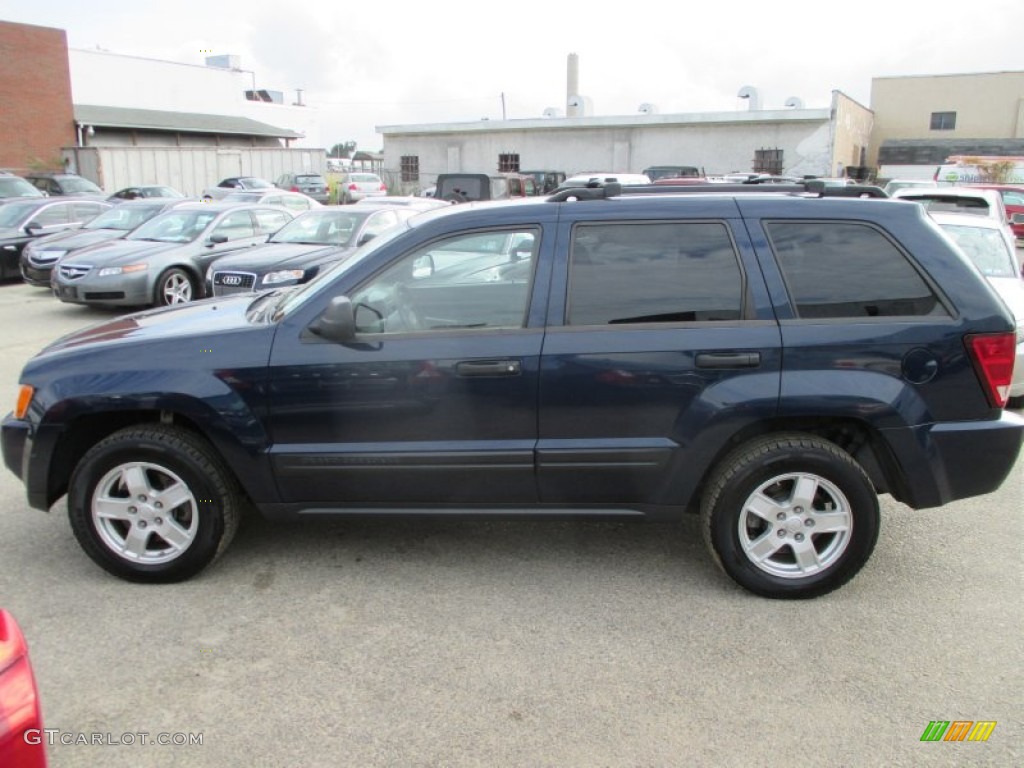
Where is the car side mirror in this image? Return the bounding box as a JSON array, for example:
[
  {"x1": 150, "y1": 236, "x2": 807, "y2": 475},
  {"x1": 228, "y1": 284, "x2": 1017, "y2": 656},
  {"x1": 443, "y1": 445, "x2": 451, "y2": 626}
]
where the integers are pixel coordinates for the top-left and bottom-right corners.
[
  {"x1": 309, "y1": 296, "x2": 356, "y2": 341},
  {"x1": 208, "y1": 233, "x2": 229, "y2": 246},
  {"x1": 24, "y1": 221, "x2": 41, "y2": 233},
  {"x1": 357, "y1": 232, "x2": 378, "y2": 246}
]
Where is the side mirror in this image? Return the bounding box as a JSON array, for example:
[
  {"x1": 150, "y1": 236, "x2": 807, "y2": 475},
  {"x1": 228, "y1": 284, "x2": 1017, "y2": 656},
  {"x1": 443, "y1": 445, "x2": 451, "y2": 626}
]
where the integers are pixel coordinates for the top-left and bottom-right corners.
[
  {"x1": 357, "y1": 232, "x2": 377, "y2": 246},
  {"x1": 24, "y1": 221, "x2": 42, "y2": 233},
  {"x1": 309, "y1": 295, "x2": 355, "y2": 342},
  {"x1": 208, "y1": 233, "x2": 229, "y2": 246}
]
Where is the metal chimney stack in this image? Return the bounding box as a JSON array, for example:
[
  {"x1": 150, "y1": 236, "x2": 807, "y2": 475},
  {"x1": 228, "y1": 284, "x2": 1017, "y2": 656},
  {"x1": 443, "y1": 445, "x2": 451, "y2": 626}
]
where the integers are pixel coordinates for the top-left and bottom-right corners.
[{"x1": 567, "y1": 53, "x2": 580, "y2": 117}]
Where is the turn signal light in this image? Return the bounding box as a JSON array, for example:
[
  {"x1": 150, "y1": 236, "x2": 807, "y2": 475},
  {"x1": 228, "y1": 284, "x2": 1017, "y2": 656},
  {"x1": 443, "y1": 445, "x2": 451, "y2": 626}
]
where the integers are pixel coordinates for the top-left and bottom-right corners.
[{"x1": 14, "y1": 385, "x2": 34, "y2": 419}]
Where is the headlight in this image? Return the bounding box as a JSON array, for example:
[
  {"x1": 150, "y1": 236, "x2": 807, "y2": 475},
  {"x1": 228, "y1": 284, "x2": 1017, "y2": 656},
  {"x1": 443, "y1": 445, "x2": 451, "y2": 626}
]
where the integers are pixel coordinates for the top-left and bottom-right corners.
[
  {"x1": 97, "y1": 264, "x2": 148, "y2": 277},
  {"x1": 261, "y1": 269, "x2": 305, "y2": 285}
]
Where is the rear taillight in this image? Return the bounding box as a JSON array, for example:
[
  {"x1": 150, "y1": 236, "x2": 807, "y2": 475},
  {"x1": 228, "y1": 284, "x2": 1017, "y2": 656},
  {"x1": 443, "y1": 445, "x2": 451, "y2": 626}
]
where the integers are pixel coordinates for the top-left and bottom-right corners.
[
  {"x1": 965, "y1": 332, "x2": 1016, "y2": 408},
  {"x1": 380, "y1": 183, "x2": 387, "y2": 192},
  {"x1": 290, "y1": 186, "x2": 299, "y2": 192},
  {"x1": 0, "y1": 610, "x2": 46, "y2": 768},
  {"x1": 348, "y1": 183, "x2": 357, "y2": 191}
]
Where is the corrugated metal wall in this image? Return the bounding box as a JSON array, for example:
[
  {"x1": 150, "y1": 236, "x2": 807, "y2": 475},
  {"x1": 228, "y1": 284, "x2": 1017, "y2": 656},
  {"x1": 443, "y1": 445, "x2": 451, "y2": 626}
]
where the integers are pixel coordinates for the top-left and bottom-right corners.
[{"x1": 62, "y1": 146, "x2": 327, "y2": 196}]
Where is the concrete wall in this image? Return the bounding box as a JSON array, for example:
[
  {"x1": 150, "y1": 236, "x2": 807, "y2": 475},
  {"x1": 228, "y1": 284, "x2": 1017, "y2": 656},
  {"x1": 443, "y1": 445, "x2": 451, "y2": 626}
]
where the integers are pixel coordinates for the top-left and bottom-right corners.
[
  {"x1": 0, "y1": 21, "x2": 76, "y2": 173},
  {"x1": 831, "y1": 91, "x2": 874, "y2": 175},
  {"x1": 869, "y1": 71, "x2": 1024, "y2": 166},
  {"x1": 380, "y1": 110, "x2": 836, "y2": 195},
  {"x1": 68, "y1": 48, "x2": 323, "y2": 147},
  {"x1": 62, "y1": 146, "x2": 327, "y2": 196}
]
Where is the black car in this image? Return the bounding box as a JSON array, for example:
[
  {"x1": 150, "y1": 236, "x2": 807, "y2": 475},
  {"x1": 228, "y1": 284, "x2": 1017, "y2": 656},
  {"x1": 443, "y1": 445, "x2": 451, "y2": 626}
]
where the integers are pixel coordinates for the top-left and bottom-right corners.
[
  {"x1": 107, "y1": 186, "x2": 185, "y2": 201},
  {"x1": 207, "y1": 204, "x2": 426, "y2": 296},
  {"x1": 22, "y1": 173, "x2": 106, "y2": 198},
  {"x1": 3, "y1": 185, "x2": 1022, "y2": 599},
  {"x1": 0, "y1": 197, "x2": 112, "y2": 279},
  {"x1": 20, "y1": 198, "x2": 191, "y2": 287}
]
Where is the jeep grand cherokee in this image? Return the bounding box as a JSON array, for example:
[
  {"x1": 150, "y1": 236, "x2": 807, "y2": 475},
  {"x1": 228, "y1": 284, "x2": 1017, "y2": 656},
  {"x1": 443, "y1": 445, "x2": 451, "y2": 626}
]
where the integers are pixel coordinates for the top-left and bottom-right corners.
[{"x1": 3, "y1": 185, "x2": 1021, "y2": 598}]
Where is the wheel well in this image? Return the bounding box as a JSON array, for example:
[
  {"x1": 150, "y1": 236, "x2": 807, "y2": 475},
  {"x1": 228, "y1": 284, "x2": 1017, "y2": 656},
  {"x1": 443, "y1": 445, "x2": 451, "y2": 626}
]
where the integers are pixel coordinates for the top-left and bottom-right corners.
[
  {"x1": 46, "y1": 410, "x2": 234, "y2": 507},
  {"x1": 691, "y1": 418, "x2": 908, "y2": 511}
]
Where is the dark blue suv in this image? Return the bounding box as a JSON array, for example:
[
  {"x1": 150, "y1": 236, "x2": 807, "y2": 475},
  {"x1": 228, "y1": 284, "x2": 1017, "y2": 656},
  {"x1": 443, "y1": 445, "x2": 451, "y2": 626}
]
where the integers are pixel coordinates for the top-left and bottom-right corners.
[{"x1": 4, "y1": 186, "x2": 1022, "y2": 598}]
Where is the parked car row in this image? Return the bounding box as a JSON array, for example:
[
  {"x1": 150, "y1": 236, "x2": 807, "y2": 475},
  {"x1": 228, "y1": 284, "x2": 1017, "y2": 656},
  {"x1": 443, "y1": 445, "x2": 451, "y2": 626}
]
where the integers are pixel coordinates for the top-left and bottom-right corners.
[{"x1": 3, "y1": 190, "x2": 449, "y2": 310}]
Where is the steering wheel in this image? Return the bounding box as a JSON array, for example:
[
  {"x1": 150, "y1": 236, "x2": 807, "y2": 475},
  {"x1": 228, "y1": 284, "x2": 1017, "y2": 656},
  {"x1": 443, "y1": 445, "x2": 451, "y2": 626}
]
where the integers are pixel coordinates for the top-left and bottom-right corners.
[{"x1": 392, "y1": 284, "x2": 422, "y2": 332}]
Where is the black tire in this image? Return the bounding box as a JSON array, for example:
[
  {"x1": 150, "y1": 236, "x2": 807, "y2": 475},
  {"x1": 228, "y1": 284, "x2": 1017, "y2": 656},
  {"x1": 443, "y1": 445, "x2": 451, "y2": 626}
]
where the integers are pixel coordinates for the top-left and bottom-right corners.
[
  {"x1": 700, "y1": 433, "x2": 880, "y2": 599},
  {"x1": 154, "y1": 267, "x2": 196, "y2": 306},
  {"x1": 68, "y1": 425, "x2": 242, "y2": 583}
]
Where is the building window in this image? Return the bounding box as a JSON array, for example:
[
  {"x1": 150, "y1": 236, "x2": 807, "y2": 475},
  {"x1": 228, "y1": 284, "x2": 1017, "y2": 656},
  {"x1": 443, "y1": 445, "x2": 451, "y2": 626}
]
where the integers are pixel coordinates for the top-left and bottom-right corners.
[
  {"x1": 753, "y1": 148, "x2": 783, "y2": 175},
  {"x1": 930, "y1": 112, "x2": 956, "y2": 130},
  {"x1": 400, "y1": 155, "x2": 419, "y2": 182},
  {"x1": 498, "y1": 153, "x2": 520, "y2": 172}
]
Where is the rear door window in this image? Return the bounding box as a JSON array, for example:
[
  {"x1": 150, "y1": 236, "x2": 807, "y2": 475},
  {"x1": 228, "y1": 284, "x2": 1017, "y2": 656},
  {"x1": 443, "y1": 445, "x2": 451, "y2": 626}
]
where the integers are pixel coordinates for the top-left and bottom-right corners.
[{"x1": 567, "y1": 222, "x2": 744, "y2": 325}]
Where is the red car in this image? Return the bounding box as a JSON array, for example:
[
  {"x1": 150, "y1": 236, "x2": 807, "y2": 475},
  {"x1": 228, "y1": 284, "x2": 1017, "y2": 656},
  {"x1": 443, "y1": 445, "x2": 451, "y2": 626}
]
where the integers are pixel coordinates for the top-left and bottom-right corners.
[
  {"x1": 969, "y1": 184, "x2": 1024, "y2": 241},
  {"x1": 0, "y1": 610, "x2": 47, "y2": 768}
]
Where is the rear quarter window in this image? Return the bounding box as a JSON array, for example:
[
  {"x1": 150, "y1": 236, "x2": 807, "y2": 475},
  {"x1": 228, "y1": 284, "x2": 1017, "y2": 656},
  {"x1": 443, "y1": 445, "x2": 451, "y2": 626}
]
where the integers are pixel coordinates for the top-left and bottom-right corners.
[{"x1": 766, "y1": 221, "x2": 948, "y2": 318}]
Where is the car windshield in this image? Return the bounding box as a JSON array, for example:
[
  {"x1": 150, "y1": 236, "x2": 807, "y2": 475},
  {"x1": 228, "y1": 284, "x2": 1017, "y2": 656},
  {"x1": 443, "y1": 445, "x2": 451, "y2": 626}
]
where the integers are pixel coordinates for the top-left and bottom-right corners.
[
  {"x1": 272, "y1": 221, "x2": 411, "y2": 318},
  {"x1": 940, "y1": 223, "x2": 1018, "y2": 278},
  {"x1": 0, "y1": 178, "x2": 42, "y2": 198},
  {"x1": 244, "y1": 178, "x2": 273, "y2": 189},
  {"x1": 59, "y1": 177, "x2": 104, "y2": 194},
  {"x1": 295, "y1": 175, "x2": 325, "y2": 184},
  {"x1": 0, "y1": 202, "x2": 36, "y2": 227},
  {"x1": 126, "y1": 210, "x2": 218, "y2": 243},
  {"x1": 85, "y1": 205, "x2": 165, "y2": 231},
  {"x1": 269, "y1": 210, "x2": 363, "y2": 245}
]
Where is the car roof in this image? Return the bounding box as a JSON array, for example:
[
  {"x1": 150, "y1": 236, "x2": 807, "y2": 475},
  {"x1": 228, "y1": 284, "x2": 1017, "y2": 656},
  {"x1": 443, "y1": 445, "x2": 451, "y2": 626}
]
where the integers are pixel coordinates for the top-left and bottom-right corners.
[{"x1": 928, "y1": 211, "x2": 1007, "y2": 230}]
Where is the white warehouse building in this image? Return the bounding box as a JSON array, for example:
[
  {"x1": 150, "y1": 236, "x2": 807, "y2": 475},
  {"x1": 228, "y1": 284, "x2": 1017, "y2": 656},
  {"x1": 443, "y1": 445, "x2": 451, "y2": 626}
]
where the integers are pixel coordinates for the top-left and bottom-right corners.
[{"x1": 378, "y1": 88, "x2": 873, "y2": 195}]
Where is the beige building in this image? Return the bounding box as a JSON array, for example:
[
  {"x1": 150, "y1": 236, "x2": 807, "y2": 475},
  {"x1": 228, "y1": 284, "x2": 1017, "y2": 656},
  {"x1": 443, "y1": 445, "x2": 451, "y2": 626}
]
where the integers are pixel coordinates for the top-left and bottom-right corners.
[{"x1": 869, "y1": 70, "x2": 1024, "y2": 177}]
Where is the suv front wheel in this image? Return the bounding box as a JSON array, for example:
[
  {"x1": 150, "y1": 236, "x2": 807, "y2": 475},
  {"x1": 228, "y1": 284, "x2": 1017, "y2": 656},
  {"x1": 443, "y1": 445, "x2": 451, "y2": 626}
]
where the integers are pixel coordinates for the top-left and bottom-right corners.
[
  {"x1": 67, "y1": 425, "x2": 242, "y2": 582},
  {"x1": 701, "y1": 434, "x2": 880, "y2": 599}
]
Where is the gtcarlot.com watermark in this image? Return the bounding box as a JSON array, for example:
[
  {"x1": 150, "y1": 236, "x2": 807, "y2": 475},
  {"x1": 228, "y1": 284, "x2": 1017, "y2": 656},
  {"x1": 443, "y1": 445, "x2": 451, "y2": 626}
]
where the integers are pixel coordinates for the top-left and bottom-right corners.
[{"x1": 24, "y1": 729, "x2": 203, "y2": 747}]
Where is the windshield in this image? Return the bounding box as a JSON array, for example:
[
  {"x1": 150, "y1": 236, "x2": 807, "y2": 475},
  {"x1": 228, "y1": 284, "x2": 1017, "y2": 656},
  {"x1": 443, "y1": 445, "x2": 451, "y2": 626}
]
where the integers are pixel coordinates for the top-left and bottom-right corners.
[
  {"x1": 243, "y1": 178, "x2": 273, "y2": 189},
  {"x1": 273, "y1": 221, "x2": 411, "y2": 318},
  {"x1": 941, "y1": 223, "x2": 1018, "y2": 278},
  {"x1": 0, "y1": 202, "x2": 36, "y2": 227},
  {"x1": 86, "y1": 205, "x2": 165, "y2": 231},
  {"x1": 0, "y1": 178, "x2": 42, "y2": 198},
  {"x1": 269, "y1": 210, "x2": 363, "y2": 245},
  {"x1": 60, "y1": 177, "x2": 104, "y2": 194},
  {"x1": 126, "y1": 210, "x2": 218, "y2": 243}
]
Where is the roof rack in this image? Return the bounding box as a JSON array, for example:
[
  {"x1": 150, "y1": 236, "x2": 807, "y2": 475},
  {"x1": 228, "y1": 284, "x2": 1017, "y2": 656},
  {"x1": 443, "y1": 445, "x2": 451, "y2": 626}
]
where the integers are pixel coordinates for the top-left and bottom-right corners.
[{"x1": 546, "y1": 181, "x2": 888, "y2": 202}]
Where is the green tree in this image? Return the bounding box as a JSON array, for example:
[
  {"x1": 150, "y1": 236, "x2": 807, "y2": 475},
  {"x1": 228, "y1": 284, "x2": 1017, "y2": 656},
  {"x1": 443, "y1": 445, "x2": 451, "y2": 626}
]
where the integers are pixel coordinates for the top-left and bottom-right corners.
[{"x1": 329, "y1": 141, "x2": 358, "y2": 159}]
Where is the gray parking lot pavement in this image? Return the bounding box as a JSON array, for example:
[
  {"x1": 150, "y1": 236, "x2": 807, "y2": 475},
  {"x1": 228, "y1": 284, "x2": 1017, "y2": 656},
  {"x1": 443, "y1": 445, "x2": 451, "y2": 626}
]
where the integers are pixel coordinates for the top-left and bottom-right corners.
[{"x1": 0, "y1": 282, "x2": 1020, "y2": 768}]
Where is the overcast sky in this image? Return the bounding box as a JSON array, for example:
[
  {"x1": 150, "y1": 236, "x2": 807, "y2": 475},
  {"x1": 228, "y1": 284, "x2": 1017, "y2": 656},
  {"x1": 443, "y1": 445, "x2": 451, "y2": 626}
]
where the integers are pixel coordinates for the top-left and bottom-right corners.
[{"x1": 2, "y1": 0, "x2": 1020, "y2": 151}]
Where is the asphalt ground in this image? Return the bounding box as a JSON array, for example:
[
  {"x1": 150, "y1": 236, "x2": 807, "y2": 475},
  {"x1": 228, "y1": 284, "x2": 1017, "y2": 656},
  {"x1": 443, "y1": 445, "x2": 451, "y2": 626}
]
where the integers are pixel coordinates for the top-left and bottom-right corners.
[{"x1": 0, "y1": 281, "x2": 1020, "y2": 768}]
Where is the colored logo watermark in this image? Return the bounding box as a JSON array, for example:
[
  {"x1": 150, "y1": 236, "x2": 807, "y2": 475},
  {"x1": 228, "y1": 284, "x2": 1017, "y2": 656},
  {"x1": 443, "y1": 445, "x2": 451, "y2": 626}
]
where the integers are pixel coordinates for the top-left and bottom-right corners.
[{"x1": 920, "y1": 720, "x2": 996, "y2": 742}]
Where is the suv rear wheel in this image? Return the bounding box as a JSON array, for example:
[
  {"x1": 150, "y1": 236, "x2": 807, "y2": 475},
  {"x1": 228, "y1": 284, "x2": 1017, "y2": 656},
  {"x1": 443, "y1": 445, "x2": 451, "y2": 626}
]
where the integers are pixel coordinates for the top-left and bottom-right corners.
[
  {"x1": 701, "y1": 434, "x2": 880, "y2": 599},
  {"x1": 67, "y1": 425, "x2": 242, "y2": 582}
]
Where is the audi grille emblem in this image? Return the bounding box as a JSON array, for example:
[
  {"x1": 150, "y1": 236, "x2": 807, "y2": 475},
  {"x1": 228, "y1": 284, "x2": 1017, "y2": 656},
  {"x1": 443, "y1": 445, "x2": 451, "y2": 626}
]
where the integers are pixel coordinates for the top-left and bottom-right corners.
[{"x1": 220, "y1": 275, "x2": 243, "y2": 286}]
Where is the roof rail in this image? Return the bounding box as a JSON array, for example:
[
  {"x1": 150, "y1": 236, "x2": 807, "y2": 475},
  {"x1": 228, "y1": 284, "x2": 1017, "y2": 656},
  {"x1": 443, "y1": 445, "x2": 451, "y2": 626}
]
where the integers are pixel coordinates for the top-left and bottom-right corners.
[{"x1": 546, "y1": 181, "x2": 888, "y2": 202}]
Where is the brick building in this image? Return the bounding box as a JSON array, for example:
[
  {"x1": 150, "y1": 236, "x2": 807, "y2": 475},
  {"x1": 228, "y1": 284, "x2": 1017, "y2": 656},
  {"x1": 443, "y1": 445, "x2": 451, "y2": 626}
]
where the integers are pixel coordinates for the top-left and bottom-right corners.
[{"x1": 0, "y1": 20, "x2": 76, "y2": 175}]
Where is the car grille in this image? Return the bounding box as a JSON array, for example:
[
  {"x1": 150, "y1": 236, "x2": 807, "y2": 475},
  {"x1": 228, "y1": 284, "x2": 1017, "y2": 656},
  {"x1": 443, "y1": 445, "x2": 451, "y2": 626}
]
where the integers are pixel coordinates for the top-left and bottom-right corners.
[
  {"x1": 30, "y1": 250, "x2": 64, "y2": 265},
  {"x1": 212, "y1": 271, "x2": 257, "y2": 296},
  {"x1": 59, "y1": 265, "x2": 92, "y2": 280}
]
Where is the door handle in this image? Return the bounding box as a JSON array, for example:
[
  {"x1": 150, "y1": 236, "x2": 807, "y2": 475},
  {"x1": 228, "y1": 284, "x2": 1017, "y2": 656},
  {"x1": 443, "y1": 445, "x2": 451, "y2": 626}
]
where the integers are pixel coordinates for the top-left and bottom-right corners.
[
  {"x1": 695, "y1": 352, "x2": 761, "y2": 369},
  {"x1": 455, "y1": 359, "x2": 522, "y2": 377}
]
